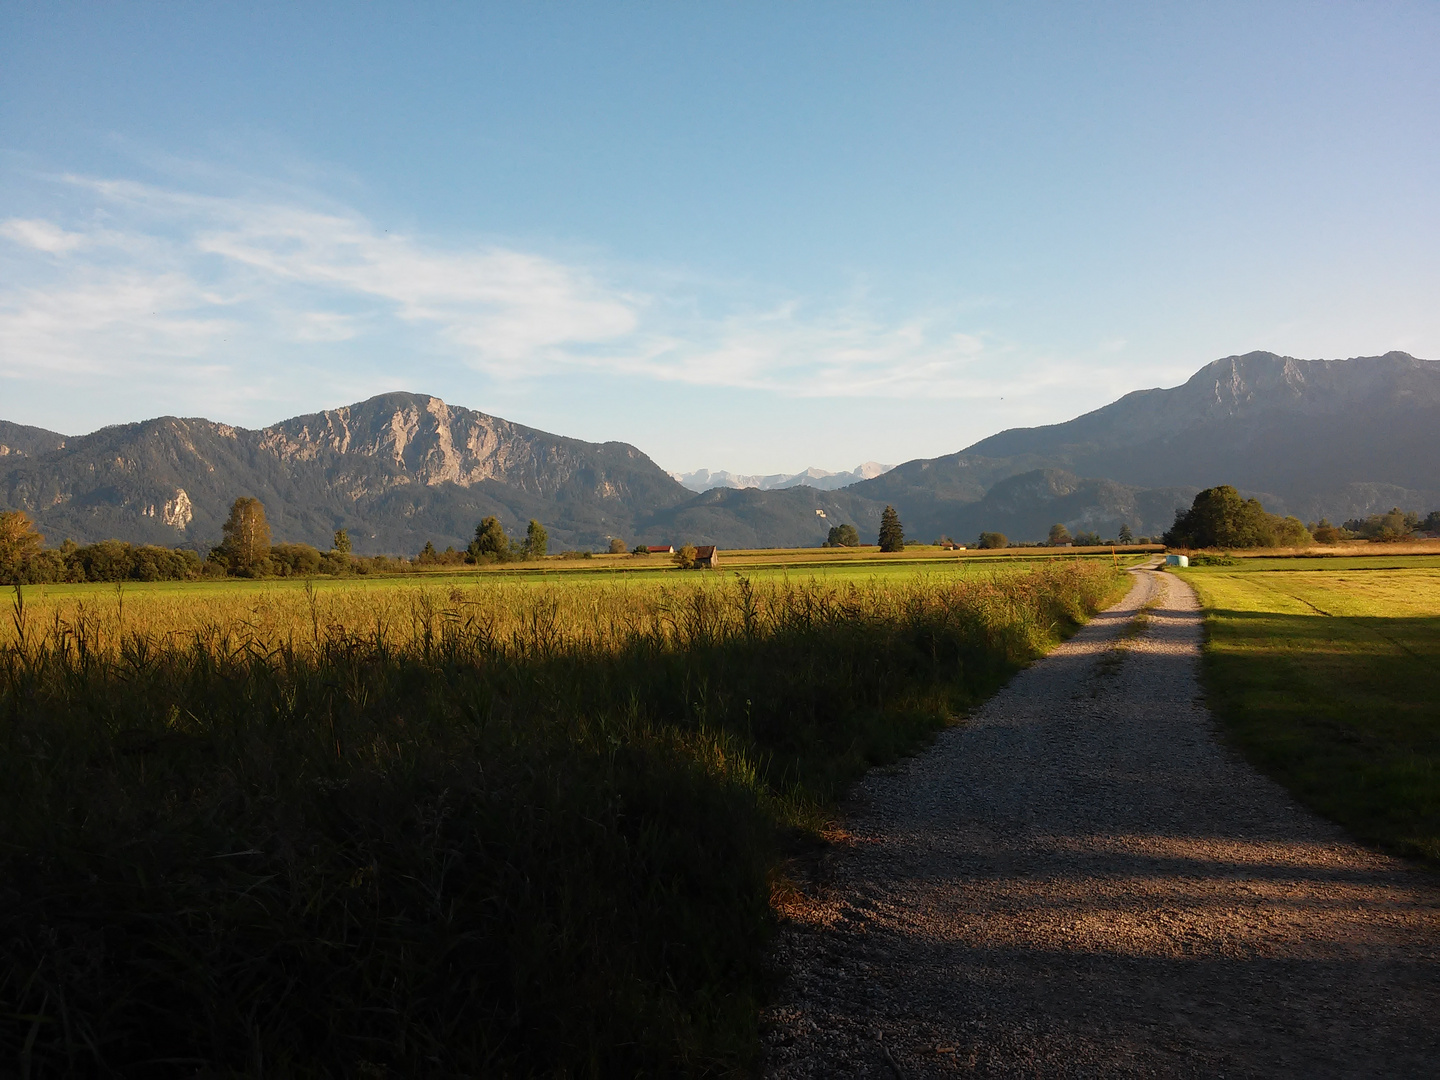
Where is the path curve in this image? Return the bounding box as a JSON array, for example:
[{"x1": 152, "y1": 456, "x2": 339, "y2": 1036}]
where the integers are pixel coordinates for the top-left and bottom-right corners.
[{"x1": 764, "y1": 568, "x2": 1440, "y2": 1077}]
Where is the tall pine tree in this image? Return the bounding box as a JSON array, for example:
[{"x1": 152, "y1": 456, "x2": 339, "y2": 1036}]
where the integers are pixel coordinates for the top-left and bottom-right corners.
[{"x1": 877, "y1": 505, "x2": 905, "y2": 552}]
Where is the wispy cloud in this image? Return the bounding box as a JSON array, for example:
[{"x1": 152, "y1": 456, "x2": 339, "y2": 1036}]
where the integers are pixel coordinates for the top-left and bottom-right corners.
[{"x1": 0, "y1": 170, "x2": 1076, "y2": 408}]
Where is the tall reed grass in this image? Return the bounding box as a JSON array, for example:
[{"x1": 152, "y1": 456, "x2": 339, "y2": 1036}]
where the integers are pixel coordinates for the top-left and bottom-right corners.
[{"x1": 1, "y1": 562, "x2": 1123, "y2": 1076}]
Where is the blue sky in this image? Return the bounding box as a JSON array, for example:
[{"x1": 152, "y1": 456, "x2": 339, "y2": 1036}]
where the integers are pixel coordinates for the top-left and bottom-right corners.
[{"x1": 2, "y1": 3, "x2": 1437, "y2": 475}]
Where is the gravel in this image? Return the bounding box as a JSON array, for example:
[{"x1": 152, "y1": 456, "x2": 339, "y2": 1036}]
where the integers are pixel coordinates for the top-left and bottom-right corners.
[{"x1": 763, "y1": 567, "x2": 1440, "y2": 1078}]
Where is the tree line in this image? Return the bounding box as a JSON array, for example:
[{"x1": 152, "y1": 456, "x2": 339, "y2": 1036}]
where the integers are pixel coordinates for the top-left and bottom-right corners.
[
  {"x1": 821, "y1": 506, "x2": 906, "y2": 551},
  {"x1": 0, "y1": 498, "x2": 561, "y2": 585},
  {"x1": 1165, "y1": 485, "x2": 1440, "y2": 549}
]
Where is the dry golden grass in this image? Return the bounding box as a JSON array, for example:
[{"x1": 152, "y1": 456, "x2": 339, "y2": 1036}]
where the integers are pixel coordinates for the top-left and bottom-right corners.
[
  {"x1": 1206, "y1": 540, "x2": 1440, "y2": 558},
  {"x1": 2, "y1": 561, "x2": 1127, "y2": 1075}
]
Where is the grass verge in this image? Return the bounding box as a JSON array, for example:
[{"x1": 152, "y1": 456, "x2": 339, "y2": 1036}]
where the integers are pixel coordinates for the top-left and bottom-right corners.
[
  {"x1": 2, "y1": 562, "x2": 1124, "y2": 1077},
  {"x1": 1184, "y1": 565, "x2": 1440, "y2": 865}
]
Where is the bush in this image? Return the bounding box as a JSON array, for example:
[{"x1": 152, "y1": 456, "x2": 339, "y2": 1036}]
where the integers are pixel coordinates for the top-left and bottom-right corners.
[
  {"x1": 269, "y1": 542, "x2": 324, "y2": 577},
  {"x1": 416, "y1": 542, "x2": 466, "y2": 566},
  {"x1": 1344, "y1": 507, "x2": 1421, "y2": 543},
  {"x1": 4, "y1": 538, "x2": 203, "y2": 585}
]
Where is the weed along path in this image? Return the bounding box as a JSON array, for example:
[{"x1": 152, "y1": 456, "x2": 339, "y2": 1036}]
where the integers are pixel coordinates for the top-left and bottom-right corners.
[{"x1": 764, "y1": 568, "x2": 1440, "y2": 1077}]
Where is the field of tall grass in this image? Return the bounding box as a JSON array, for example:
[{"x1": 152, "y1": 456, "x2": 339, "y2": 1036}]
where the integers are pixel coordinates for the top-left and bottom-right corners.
[{"x1": 1, "y1": 561, "x2": 1124, "y2": 1076}]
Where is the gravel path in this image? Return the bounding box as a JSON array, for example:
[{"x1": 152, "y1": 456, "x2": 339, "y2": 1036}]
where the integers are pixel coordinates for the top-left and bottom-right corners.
[{"x1": 763, "y1": 567, "x2": 1440, "y2": 1078}]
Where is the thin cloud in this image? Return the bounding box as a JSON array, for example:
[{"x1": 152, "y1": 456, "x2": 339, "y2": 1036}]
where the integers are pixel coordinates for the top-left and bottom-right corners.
[
  {"x1": 0, "y1": 171, "x2": 1081, "y2": 407},
  {"x1": 0, "y1": 218, "x2": 90, "y2": 254}
]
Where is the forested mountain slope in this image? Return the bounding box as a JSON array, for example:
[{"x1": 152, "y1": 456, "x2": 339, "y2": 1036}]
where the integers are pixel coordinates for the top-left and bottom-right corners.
[
  {"x1": 4, "y1": 353, "x2": 1435, "y2": 553},
  {"x1": 847, "y1": 352, "x2": 1440, "y2": 536},
  {"x1": 0, "y1": 394, "x2": 692, "y2": 553}
]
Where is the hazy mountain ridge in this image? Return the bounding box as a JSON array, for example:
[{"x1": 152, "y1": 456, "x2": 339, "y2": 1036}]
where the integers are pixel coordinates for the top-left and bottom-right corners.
[
  {"x1": 848, "y1": 351, "x2": 1440, "y2": 536},
  {"x1": 0, "y1": 394, "x2": 691, "y2": 553},
  {"x1": 672, "y1": 462, "x2": 893, "y2": 492},
  {"x1": 3, "y1": 352, "x2": 1436, "y2": 553},
  {"x1": 0, "y1": 420, "x2": 68, "y2": 459}
]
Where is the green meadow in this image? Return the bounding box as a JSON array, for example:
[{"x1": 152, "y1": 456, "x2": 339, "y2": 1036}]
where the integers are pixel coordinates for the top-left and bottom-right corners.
[{"x1": 1181, "y1": 556, "x2": 1440, "y2": 864}]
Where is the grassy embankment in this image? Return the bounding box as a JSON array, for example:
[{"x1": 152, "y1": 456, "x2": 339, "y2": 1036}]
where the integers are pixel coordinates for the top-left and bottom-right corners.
[
  {"x1": 1182, "y1": 557, "x2": 1440, "y2": 863},
  {"x1": 1, "y1": 558, "x2": 1125, "y2": 1076}
]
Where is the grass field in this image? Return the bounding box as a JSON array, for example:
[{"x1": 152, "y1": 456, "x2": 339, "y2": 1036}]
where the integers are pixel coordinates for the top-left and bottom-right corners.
[
  {"x1": 4, "y1": 547, "x2": 1151, "y2": 602},
  {"x1": 1, "y1": 557, "x2": 1126, "y2": 1076},
  {"x1": 1196, "y1": 539, "x2": 1440, "y2": 561},
  {"x1": 1181, "y1": 556, "x2": 1440, "y2": 864}
]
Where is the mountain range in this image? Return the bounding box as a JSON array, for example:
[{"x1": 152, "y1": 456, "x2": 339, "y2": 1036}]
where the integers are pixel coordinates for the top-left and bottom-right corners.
[
  {"x1": 3, "y1": 351, "x2": 1437, "y2": 553},
  {"x1": 672, "y1": 463, "x2": 893, "y2": 493}
]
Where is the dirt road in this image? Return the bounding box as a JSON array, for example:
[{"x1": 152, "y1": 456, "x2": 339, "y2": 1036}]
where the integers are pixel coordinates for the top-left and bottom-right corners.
[{"x1": 764, "y1": 568, "x2": 1440, "y2": 1077}]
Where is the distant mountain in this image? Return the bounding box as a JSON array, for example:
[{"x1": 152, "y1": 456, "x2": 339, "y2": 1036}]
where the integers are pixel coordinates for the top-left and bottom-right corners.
[
  {"x1": 848, "y1": 351, "x2": 1440, "y2": 539},
  {"x1": 0, "y1": 421, "x2": 67, "y2": 460},
  {"x1": 5, "y1": 352, "x2": 1436, "y2": 554},
  {"x1": 0, "y1": 394, "x2": 692, "y2": 553},
  {"x1": 672, "y1": 462, "x2": 892, "y2": 492},
  {"x1": 644, "y1": 486, "x2": 888, "y2": 549}
]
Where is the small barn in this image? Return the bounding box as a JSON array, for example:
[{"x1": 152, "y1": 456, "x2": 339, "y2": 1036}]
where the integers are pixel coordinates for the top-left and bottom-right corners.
[
  {"x1": 647, "y1": 545, "x2": 675, "y2": 554},
  {"x1": 693, "y1": 545, "x2": 719, "y2": 568}
]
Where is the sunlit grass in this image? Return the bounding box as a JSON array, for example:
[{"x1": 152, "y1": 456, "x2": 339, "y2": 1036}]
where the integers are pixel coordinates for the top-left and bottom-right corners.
[{"x1": 1184, "y1": 566, "x2": 1440, "y2": 864}]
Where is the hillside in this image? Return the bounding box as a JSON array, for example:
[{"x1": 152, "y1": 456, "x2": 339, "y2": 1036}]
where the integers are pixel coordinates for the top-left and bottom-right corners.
[
  {"x1": 673, "y1": 462, "x2": 893, "y2": 492},
  {"x1": 0, "y1": 421, "x2": 67, "y2": 460},
  {"x1": 4, "y1": 352, "x2": 1437, "y2": 553},
  {"x1": 848, "y1": 351, "x2": 1440, "y2": 538},
  {"x1": 0, "y1": 394, "x2": 693, "y2": 553}
]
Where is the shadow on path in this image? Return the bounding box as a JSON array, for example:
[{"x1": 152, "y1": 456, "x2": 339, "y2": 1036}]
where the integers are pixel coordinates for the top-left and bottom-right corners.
[{"x1": 765, "y1": 570, "x2": 1440, "y2": 1078}]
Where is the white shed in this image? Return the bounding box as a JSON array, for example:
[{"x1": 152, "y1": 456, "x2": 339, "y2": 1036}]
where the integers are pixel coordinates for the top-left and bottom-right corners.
[{"x1": 1165, "y1": 554, "x2": 1189, "y2": 567}]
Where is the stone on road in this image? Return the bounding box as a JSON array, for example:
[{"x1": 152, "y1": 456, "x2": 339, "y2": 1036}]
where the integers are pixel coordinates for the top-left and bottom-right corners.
[{"x1": 764, "y1": 568, "x2": 1440, "y2": 1078}]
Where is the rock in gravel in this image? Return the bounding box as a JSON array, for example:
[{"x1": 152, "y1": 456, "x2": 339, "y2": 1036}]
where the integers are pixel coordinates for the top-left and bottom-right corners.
[{"x1": 763, "y1": 568, "x2": 1440, "y2": 1078}]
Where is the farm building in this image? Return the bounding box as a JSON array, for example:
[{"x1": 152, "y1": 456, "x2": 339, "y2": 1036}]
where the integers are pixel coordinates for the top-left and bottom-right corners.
[
  {"x1": 647, "y1": 545, "x2": 675, "y2": 554},
  {"x1": 693, "y1": 545, "x2": 719, "y2": 568}
]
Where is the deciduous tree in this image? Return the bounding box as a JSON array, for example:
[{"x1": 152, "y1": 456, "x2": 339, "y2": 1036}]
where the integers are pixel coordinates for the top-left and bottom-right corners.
[
  {"x1": 0, "y1": 510, "x2": 44, "y2": 583},
  {"x1": 824, "y1": 523, "x2": 860, "y2": 548},
  {"x1": 220, "y1": 497, "x2": 272, "y2": 574},
  {"x1": 1047, "y1": 523, "x2": 1071, "y2": 545},
  {"x1": 976, "y1": 531, "x2": 1007, "y2": 550},
  {"x1": 469, "y1": 517, "x2": 510, "y2": 562},
  {"x1": 526, "y1": 520, "x2": 549, "y2": 559},
  {"x1": 333, "y1": 529, "x2": 351, "y2": 554},
  {"x1": 1165, "y1": 485, "x2": 1311, "y2": 548}
]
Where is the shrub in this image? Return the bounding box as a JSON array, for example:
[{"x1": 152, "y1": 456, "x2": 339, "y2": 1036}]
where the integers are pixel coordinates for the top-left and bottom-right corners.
[
  {"x1": 1344, "y1": 507, "x2": 1421, "y2": 543},
  {"x1": 269, "y1": 542, "x2": 324, "y2": 577}
]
